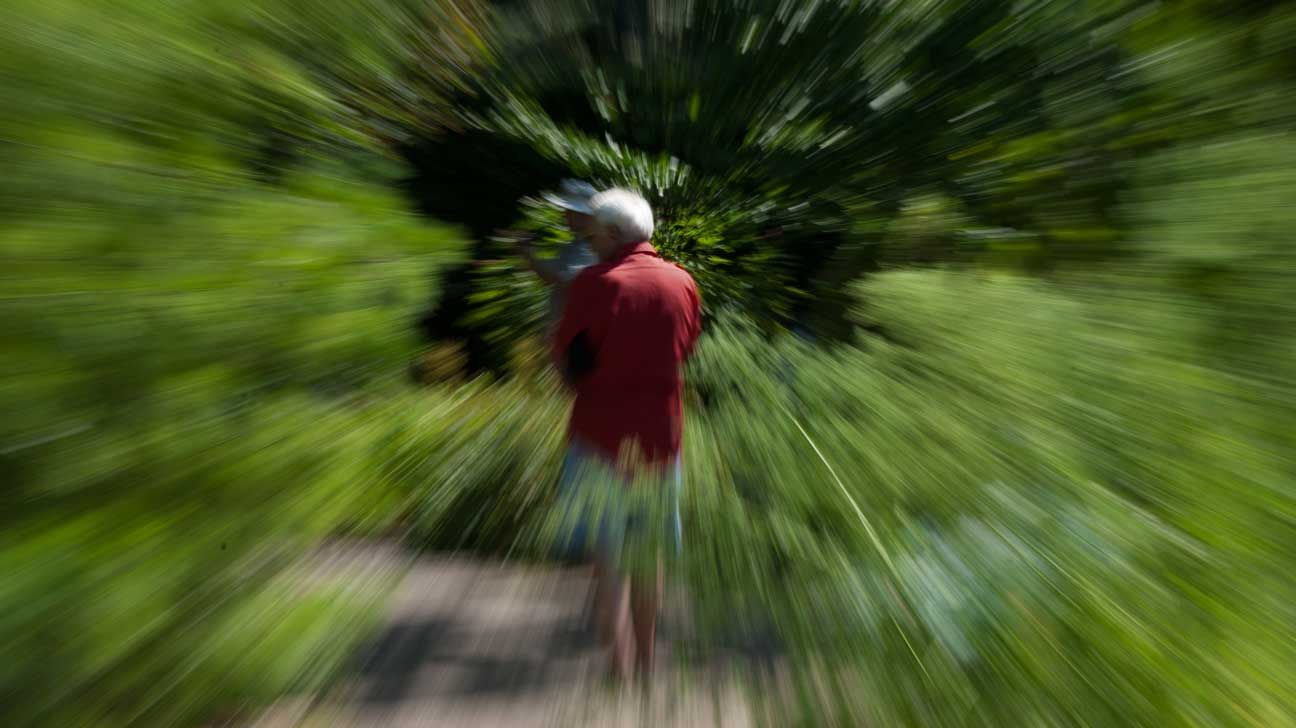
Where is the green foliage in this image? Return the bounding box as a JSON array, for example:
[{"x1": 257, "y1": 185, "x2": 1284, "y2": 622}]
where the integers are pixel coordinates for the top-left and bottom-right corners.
[
  {"x1": 0, "y1": 173, "x2": 464, "y2": 724},
  {"x1": 4, "y1": 0, "x2": 1296, "y2": 725},
  {"x1": 0, "y1": 1, "x2": 482, "y2": 724},
  {"x1": 374, "y1": 380, "x2": 569, "y2": 552},
  {"x1": 672, "y1": 265, "x2": 1294, "y2": 726}
]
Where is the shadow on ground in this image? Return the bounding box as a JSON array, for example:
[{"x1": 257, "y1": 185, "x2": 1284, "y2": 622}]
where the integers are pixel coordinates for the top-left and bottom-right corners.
[{"x1": 357, "y1": 612, "x2": 598, "y2": 704}]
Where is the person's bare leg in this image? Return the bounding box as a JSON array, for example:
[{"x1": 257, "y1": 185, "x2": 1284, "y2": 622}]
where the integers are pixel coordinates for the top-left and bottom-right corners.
[
  {"x1": 609, "y1": 581, "x2": 634, "y2": 678},
  {"x1": 596, "y1": 552, "x2": 634, "y2": 677},
  {"x1": 630, "y1": 559, "x2": 663, "y2": 678}
]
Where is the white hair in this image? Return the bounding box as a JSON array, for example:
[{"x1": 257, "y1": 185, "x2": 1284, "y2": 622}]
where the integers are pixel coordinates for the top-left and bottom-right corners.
[{"x1": 589, "y1": 188, "x2": 654, "y2": 243}]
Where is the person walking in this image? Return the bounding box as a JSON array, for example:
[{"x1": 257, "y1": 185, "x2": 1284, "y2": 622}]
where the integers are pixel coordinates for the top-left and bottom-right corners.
[{"x1": 552, "y1": 188, "x2": 702, "y2": 680}]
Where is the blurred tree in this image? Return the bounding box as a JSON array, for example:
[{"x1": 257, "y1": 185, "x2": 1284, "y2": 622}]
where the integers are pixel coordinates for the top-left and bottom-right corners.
[{"x1": 396, "y1": 0, "x2": 1166, "y2": 361}]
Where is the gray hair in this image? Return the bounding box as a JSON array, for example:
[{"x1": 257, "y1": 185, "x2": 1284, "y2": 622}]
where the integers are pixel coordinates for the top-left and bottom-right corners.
[{"x1": 589, "y1": 188, "x2": 654, "y2": 243}]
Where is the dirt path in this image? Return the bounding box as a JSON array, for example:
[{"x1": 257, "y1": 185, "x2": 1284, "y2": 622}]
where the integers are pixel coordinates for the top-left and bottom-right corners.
[{"x1": 254, "y1": 557, "x2": 758, "y2": 727}]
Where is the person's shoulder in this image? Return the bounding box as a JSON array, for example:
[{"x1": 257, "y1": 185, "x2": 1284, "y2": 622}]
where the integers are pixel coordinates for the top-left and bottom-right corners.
[
  {"x1": 636, "y1": 257, "x2": 697, "y2": 303},
  {"x1": 653, "y1": 256, "x2": 697, "y2": 286},
  {"x1": 569, "y1": 260, "x2": 618, "y2": 290}
]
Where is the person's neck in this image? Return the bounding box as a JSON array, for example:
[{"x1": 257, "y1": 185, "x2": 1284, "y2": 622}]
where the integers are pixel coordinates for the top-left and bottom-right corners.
[{"x1": 599, "y1": 239, "x2": 649, "y2": 262}]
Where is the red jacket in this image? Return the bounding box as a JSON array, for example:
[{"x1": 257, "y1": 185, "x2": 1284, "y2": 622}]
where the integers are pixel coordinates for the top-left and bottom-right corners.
[{"x1": 553, "y1": 242, "x2": 702, "y2": 465}]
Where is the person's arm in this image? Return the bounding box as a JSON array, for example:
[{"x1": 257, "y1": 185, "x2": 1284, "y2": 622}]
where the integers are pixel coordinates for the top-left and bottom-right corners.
[
  {"x1": 553, "y1": 271, "x2": 607, "y2": 386},
  {"x1": 518, "y1": 240, "x2": 565, "y2": 285}
]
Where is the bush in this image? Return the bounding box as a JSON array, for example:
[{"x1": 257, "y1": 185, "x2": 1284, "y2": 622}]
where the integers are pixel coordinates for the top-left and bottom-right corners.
[
  {"x1": 0, "y1": 1, "x2": 479, "y2": 723},
  {"x1": 0, "y1": 172, "x2": 465, "y2": 725},
  {"x1": 669, "y1": 266, "x2": 1294, "y2": 725}
]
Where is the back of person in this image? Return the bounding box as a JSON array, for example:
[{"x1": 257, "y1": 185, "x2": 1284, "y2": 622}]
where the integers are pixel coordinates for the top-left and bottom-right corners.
[
  {"x1": 550, "y1": 187, "x2": 699, "y2": 681},
  {"x1": 582, "y1": 247, "x2": 697, "y2": 397},
  {"x1": 560, "y1": 242, "x2": 701, "y2": 465}
]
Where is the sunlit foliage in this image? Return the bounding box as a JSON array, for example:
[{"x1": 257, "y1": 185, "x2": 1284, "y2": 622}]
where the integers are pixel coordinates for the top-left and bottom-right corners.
[{"x1": 3, "y1": 0, "x2": 1294, "y2": 725}]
